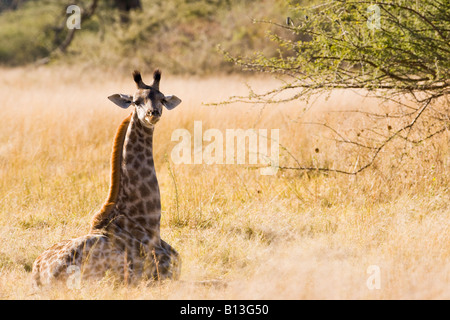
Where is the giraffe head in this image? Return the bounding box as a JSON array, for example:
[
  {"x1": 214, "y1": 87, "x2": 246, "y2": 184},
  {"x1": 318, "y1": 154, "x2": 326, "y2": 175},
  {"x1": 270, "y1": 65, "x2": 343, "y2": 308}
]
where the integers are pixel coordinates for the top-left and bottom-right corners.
[{"x1": 108, "y1": 69, "x2": 181, "y2": 127}]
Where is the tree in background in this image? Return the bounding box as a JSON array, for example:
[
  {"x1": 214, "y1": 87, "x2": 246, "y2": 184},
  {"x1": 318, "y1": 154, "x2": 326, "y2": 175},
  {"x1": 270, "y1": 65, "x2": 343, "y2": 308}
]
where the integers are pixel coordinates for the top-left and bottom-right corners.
[
  {"x1": 54, "y1": 0, "x2": 142, "y2": 54},
  {"x1": 0, "y1": 0, "x2": 26, "y2": 12},
  {"x1": 114, "y1": 0, "x2": 141, "y2": 23},
  {"x1": 225, "y1": 0, "x2": 449, "y2": 174},
  {"x1": 0, "y1": 0, "x2": 143, "y2": 65}
]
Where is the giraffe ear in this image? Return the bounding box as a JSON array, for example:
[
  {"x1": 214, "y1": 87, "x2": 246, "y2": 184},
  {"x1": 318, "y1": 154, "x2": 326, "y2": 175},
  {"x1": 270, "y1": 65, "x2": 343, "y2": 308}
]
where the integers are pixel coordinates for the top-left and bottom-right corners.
[
  {"x1": 108, "y1": 94, "x2": 133, "y2": 109},
  {"x1": 163, "y1": 95, "x2": 182, "y2": 110}
]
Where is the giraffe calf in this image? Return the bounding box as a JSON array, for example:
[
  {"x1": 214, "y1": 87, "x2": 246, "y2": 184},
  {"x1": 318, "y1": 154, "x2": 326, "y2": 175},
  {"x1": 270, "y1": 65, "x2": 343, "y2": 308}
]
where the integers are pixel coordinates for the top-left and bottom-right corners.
[{"x1": 32, "y1": 70, "x2": 182, "y2": 287}]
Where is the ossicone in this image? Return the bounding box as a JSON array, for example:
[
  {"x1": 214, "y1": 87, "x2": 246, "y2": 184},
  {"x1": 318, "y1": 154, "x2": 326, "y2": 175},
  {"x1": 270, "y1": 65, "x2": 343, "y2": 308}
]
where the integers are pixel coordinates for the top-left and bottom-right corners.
[
  {"x1": 152, "y1": 69, "x2": 161, "y2": 90},
  {"x1": 132, "y1": 70, "x2": 151, "y2": 89}
]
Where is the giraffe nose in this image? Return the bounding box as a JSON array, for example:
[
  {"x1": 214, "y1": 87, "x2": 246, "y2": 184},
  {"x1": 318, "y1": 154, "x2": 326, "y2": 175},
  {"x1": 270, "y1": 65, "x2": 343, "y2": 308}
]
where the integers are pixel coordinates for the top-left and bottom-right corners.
[{"x1": 147, "y1": 109, "x2": 160, "y2": 117}]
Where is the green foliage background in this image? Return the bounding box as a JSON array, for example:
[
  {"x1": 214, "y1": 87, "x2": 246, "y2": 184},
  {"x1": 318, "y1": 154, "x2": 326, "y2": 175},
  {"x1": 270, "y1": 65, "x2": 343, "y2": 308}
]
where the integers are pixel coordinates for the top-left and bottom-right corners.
[{"x1": 0, "y1": 0, "x2": 300, "y2": 73}]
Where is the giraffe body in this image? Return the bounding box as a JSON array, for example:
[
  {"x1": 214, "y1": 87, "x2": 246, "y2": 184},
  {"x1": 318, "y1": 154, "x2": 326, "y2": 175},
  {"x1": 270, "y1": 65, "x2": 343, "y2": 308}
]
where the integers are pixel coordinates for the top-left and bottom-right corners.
[
  {"x1": 32, "y1": 232, "x2": 179, "y2": 286},
  {"x1": 32, "y1": 70, "x2": 182, "y2": 286}
]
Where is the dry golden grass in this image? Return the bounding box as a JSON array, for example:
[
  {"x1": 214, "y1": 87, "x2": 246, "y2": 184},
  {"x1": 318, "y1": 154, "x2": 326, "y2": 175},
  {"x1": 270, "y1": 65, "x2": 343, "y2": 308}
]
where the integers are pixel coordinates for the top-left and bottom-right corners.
[{"x1": 0, "y1": 66, "x2": 448, "y2": 299}]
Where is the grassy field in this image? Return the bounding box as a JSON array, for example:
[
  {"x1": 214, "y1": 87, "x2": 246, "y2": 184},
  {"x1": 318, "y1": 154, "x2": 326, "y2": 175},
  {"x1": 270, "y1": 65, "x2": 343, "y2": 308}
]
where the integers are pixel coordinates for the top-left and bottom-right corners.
[{"x1": 0, "y1": 66, "x2": 448, "y2": 299}]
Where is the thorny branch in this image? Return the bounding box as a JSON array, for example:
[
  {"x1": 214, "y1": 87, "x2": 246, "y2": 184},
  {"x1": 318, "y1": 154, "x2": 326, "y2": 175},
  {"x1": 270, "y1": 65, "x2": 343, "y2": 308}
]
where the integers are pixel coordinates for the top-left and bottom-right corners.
[{"x1": 219, "y1": 0, "x2": 449, "y2": 175}]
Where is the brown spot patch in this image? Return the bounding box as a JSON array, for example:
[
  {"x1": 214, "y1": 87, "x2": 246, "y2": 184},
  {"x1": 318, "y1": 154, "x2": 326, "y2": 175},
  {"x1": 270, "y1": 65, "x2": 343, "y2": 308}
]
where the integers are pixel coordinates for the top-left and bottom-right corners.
[{"x1": 139, "y1": 183, "x2": 151, "y2": 198}]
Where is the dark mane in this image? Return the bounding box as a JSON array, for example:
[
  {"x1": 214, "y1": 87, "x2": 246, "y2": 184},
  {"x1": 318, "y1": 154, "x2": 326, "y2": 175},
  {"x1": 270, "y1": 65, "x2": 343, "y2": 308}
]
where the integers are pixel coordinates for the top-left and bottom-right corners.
[{"x1": 90, "y1": 114, "x2": 132, "y2": 230}]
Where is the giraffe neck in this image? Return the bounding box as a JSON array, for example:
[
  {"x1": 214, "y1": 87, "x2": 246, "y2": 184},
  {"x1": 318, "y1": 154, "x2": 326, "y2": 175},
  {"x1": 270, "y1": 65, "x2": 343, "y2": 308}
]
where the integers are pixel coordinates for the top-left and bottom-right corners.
[{"x1": 91, "y1": 111, "x2": 161, "y2": 243}]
